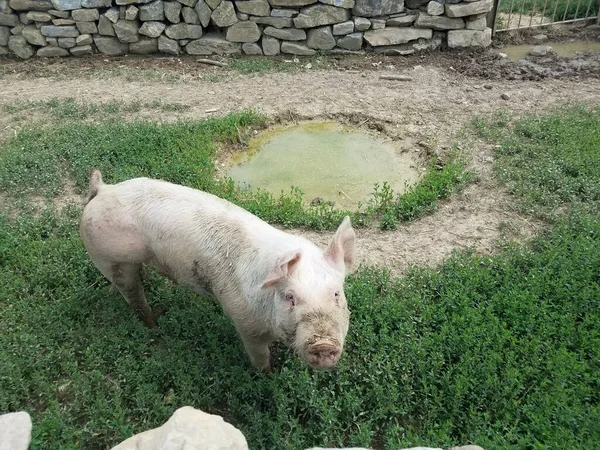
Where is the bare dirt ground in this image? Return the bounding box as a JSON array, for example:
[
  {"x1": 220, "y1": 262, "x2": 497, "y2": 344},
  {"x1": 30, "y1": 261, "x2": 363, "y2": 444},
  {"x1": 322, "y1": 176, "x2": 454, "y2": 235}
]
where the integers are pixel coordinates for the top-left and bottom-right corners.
[{"x1": 1, "y1": 40, "x2": 599, "y2": 275}]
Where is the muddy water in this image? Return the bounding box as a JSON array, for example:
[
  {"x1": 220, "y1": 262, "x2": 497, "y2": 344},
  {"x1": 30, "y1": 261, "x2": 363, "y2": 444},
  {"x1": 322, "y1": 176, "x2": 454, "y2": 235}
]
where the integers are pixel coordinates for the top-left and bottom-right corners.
[
  {"x1": 227, "y1": 122, "x2": 422, "y2": 210},
  {"x1": 502, "y1": 41, "x2": 600, "y2": 61}
]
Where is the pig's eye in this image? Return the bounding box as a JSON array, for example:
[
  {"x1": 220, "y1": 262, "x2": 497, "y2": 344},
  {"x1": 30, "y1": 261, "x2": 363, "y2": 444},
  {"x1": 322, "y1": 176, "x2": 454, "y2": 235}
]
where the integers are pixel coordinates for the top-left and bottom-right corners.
[
  {"x1": 334, "y1": 291, "x2": 341, "y2": 304},
  {"x1": 285, "y1": 292, "x2": 295, "y2": 306}
]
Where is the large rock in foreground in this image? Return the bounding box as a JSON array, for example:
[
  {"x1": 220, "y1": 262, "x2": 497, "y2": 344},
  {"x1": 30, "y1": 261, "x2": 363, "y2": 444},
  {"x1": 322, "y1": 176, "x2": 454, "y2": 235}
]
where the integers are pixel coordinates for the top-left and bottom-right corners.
[
  {"x1": 111, "y1": 407, "x2": 249, "y2": 450},
  {"x1": 0, "y1": 412, "x2": 32, "y2": 450}
]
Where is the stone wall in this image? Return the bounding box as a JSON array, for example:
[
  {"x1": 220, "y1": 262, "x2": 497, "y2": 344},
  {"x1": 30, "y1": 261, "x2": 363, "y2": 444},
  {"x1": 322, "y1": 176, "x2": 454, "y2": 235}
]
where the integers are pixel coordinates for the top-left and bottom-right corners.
[{"x1": 0, "y1": 0, "x2": 493, "y2": 59}]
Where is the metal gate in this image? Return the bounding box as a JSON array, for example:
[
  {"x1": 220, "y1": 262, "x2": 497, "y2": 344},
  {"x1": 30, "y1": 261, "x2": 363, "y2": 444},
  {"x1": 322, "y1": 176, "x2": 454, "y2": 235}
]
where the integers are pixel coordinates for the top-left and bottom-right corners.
[{"x1": 490, "y1": 0, "x2": 599, "y2": 32}]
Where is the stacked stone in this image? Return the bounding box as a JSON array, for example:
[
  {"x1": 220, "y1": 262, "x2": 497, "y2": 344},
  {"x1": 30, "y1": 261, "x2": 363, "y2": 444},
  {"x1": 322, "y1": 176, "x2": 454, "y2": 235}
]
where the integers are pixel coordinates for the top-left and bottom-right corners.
[{"x1": 0, "y1": 0, "x2": 493, "y2": 58}]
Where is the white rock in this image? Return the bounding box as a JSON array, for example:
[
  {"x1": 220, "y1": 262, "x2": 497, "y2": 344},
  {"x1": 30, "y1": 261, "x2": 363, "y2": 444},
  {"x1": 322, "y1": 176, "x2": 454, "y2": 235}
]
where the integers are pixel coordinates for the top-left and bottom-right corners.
[
  {"x1": 111, "y1": 407, "x2": 249, "y2": 450},
  {"x1": 0, "y1": 412, "x2": 32, "y2": 450},
  {"x1": 426, "y1": 0, "x2": 443, "y2": 15}
]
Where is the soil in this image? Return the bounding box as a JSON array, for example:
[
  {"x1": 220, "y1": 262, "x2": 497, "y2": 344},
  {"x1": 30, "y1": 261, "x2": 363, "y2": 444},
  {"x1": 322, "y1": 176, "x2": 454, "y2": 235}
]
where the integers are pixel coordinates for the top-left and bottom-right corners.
[{"x1": 1, "y1": 40, "x2": 599, "y2": 275}]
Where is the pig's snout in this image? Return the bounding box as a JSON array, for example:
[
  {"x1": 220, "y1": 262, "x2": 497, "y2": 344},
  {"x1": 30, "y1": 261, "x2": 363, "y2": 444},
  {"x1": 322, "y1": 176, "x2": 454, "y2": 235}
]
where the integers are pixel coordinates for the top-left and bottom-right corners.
[{"x1": 306, "y1": 340, "x2": 341, "y2": 369}]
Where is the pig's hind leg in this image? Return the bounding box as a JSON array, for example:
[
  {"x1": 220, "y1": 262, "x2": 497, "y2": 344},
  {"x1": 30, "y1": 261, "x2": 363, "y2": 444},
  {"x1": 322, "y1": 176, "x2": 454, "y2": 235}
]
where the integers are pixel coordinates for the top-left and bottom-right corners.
[{"x1": 95, "y1": 260, "x2": 157, "y2": 329}]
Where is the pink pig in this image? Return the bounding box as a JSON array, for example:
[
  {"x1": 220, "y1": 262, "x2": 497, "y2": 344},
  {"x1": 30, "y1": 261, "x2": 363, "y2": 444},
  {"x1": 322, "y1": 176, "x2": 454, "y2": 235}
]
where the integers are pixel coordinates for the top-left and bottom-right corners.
[{"x1": 79, "y1": 170, "x2": 356, "y2": 371}]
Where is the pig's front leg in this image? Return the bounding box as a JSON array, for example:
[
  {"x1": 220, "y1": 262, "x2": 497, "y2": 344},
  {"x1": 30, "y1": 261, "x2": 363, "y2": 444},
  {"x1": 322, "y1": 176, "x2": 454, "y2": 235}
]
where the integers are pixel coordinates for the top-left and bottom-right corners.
[{"x1": 240, "y1": 334, "x2": 272, "y2": 373}]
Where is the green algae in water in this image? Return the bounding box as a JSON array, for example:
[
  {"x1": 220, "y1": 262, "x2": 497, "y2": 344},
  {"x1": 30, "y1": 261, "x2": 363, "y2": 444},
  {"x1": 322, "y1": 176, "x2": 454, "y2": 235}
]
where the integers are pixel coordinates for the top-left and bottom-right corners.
[{"x1": 227, "y1": 122, "x2": 422, "y2": 209}]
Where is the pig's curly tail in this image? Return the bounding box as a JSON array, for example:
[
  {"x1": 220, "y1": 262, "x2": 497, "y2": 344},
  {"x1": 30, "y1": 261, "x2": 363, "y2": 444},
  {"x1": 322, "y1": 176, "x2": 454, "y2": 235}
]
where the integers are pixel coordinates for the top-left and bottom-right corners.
[{"x1": 84, "y1": 169, "x2": 104, "y2": 205}]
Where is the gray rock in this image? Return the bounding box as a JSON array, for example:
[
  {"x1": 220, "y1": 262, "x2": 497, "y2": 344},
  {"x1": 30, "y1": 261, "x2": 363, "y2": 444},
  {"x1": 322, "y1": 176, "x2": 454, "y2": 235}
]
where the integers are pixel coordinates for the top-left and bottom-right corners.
[
  {"x1": 426, "y1": 0, "x2": 442, "y2": 15},
  {"x1": 412, "y1": 31, "x2": 441, "y2": 49},
  {"x1": 70, "y1": 43, "x2": 92, "y2": 54},
  {"x1": 21, "y1": 24, "x2": 45, "y2": 43},
  {"x1": 370, "y1": 17, "x2": 384, "y2": 28},
  {"x1": 353, "y1": 16, "x2": 369, "y2": 30},
  {"x1": 194, "y1": 0, "x2": 210, "y2": 25},
  {"x1": 268, "y1": 0, "x2": 316, "y2": 6},
  {"x1": 445, "y1": 0, "x2": 492, "y2": 17},
  {"x1": 318, "y1": 0, "x2": 354, "y2": 8},
  {"x1": 236, "y1": 0, "x2": 270, "y2": 15},
  {"x1": 125, "y1": 4, "x2": 138, "y2": 19},
  {"x1": 157, "y1": 33, "x2": 179, "y2": 52},
  {"x1": 353, "y1": 0, "x2": 403, "y2": 16},
  {"x1": 336, "y1": 30, "x2": 361, "y2": 49},
  {"x1": 38, "y1": 44, "x2": 68, "y2": 54},
  {"x1": 386, "y1": 13, "x2": 415, "y2": 26},
  {"x1": 164, "y1": 1, "x2": 181, "y2": 22},
  {"x1": 271, "y1": 7, "x2": 296, "y2": 16},
  {"x1": 48, "y1": 8, "x2": 69, "y2": 17},
  {"x1": 332, "y1": 19, "x2": 352, "y2": 34},
  {"x1": 261, "y1": 33, "x2": 278, "y2": 54},
  {"x1": 178, "y1": 0, "x2": 197, "y2": 6},
  {"x1": 447, "y1": 27, "x2": 491, "y2": 47},
  {"x1": 186, "y1": 32, "x2": 241, "y2": 54},
  {"x1": 19, "y1": 12, "x2": 33, "y2": 25},
  {"x1": 75, "y1": 32, "x2": 91, "y2": 44},
  {"x1": 281, "y1": 40, "x2": 315, "y2": 54},
  {"x1": 242, "y1": 41, "x2": 261, "y2": 53},
  {"x1": 10, "y1": 22, "x2": 23, "y2": 32},
  {"x1": 182, "y1": 6, "x2": 198, "y2": 22},
  {"x1": 466, "y1": 15, "x2": 486, "y2": 30},
  {"x1": 97, "y1": 15, "x2": 114, "y2": 34},
  {"x1": 293, "y1": 4, "x2": 350, "y2": 28},
  {"x1": 226, "y1": 20, "x2": 259, "y2": 42},
  {"x1": 105, "y1": 6, "x2": 118, "y2": 22},
  {"x1": 165, "y1": 22, "x2": 201, "y2": 38},
  {"x1": 26, "y1": 10, "x2": 51, "y2": 20},
  {"x1": 0, "y1": 45, "x2": 7, "y2": 54},
  {"x1": 0, "y1": 11, "x2": 18, "y2": 25},
  {"x1": 94, "y1": 35, "x2": 128, "y2": 53},
  {"x1": 9, "y1": 0, "x2": 53, "y2": 10},
  {"x1": 204, "y1": 0, "x2": 219, "y2": 8},
  {"x1": 250, "y1": 15, "x2": 290, "y2": 27},
  {"x1": 306, "y1": 24, "x2": 334, "y2": 48},
  {"x1": 139, "y1": 20, "x2": 164, "y2": 36},
  {"x1": 237, "y1": 11, "x2": 248, "y2": 19},
  {"x1": 71, "y1": 8, "x2": 98, "y2": 21},
  {"x1": 130, "y1": 36, "x2": 157, "y2": 52},
  {"x1": 414, "y1": 13, "x2": 463, "y2": 29},
  {"x1": 405, "y1": 0, "x2": 425, "y2": 6},
  {"x1": 50, "y1": 0, "x2": 81, "y2": 10},
  {"x1": 52, "y1": 18, "x2": 74, "y2": 24},
  {"x1": 76, "y1": 21, "x2": 97, "y2": 33},
  {"x1": 40, "y1": 24, "x2": 78, "y2": 36},
  {"x1": 0, "y1": 412, "x2": 32, "y2": 450},
  {"x1": 58, "y1": 36, "x2": 75, "y2": 46},
  {"x1": 140, "y1": 1, "x2": 164, "y2": 20},
  {"x1": 8, "y1": 33, "x2": 33, "y2": 57},
  {"x1": 211, "y1": 0, "x2": 236, "y2": 26},
  {"x1": 364, "y1": 26, "x2": 431, "y2": 45},
  {"x1": 115, "y1": 0, "x2": 154, "y2": 5},
  {"x1": 45, "y1": 35, "x2": 56, "y2": 43},
  {"x1": 0, "y1": 25, "x2": 9, "y2": 45},
  {"x1": 531, "y1": 33, "x2": 547, "y2": 44},
  {"x1": 263, "y1": 25, "x2": 304, "y2": 39},
  {"x1": 112, "y1": 408, "x2": 249, "y2": 450},
  {"x1": 114, "y1": 20, "x2": 139, "y2": 42},
  {"x1": 0, "y1": 0, "x2": 10, "y2": 12},
  {"x1": 529, "y1": 44, "x2": 552, "y2": 56},
  {"x1": 81, "y1": 0, "x2": 110, "y2": 6}
]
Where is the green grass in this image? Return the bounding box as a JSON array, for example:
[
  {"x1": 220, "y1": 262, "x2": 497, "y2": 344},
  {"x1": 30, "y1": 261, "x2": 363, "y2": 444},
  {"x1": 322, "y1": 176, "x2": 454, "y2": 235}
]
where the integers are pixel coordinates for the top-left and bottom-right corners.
[
  {"x1": 475, "y1": 106, "x2": 600, "y2": 219},
  {"x1": 2, "y1": 98, "x2": 190, "y2": 123},
  {"x1": 0, "y1": 102, "x2": 471, "y2": 230},
  {"x1": 1, "y1": 105, "x2": 599, "y2": 449}
]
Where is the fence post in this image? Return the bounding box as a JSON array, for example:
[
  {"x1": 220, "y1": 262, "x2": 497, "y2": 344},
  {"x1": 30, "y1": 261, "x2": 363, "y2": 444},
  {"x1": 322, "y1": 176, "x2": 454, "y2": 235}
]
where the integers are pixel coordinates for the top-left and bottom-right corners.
[{"x1": 487, "y1": 0, "x2": 501, "y2": 34}]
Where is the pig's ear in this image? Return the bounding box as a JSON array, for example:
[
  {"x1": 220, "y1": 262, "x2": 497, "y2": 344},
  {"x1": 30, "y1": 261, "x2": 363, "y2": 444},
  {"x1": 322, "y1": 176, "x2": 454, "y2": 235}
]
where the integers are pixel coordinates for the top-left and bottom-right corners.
[
  {"x1": 324, "y1": 216, "x2": 356, "y2": 275},
  {"x1": 262, "y1": 250, "x2": 302, "y2": 289}
]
